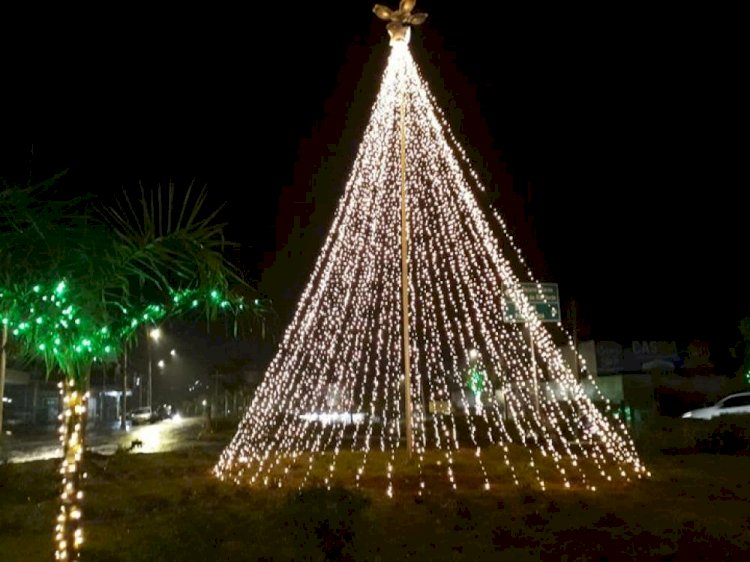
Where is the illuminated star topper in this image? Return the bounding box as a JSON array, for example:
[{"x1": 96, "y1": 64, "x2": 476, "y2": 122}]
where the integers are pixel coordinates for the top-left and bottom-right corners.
[{"x1": 373, "y1": 0, "x2": 428, "y2": 45}]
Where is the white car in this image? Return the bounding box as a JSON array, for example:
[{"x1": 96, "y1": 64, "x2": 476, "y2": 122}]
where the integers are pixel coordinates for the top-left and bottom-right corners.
[
  {"x1": 127, "y1": 407, "x2": 154, "y2": 425},
  {"x1": 681, "y1": 392, "x2": 750, "y2": 420}
]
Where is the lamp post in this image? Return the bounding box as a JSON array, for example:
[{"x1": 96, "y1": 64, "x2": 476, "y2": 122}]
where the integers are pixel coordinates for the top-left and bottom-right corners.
[
  {"x1": 120, "y1": 349, "x2": 128, "y2": 429},
  {"x1": 153, "y1": 348, "x2": 176, "y2": 416},
  {"x1": 147, "y1": 327, "x2": 161, "y2": 411},
  {"x1": 0, "y1": 323, "x2": 7, "y2": 434}
]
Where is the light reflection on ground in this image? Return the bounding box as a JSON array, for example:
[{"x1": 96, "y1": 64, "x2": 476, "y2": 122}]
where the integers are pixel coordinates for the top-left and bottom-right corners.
[{"x1": 5, "y1": 416, "x2": 206, "y2": 463}]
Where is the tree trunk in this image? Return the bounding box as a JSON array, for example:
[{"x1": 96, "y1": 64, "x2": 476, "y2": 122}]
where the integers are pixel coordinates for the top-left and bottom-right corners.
[{"x1": 54, "y1": 377, "x2": 89, "y2": 560}]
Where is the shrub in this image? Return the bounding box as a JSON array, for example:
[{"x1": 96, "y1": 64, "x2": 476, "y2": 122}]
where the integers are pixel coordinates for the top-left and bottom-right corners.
[
  {"x1": 637, "y1": 415, "x2": 750, "y2": 455},
  {"x1": 695, "y1": 417, "x2": 750, "y2": 455},
  {"x1": 0, "y1": 435, "x2": 8, "y2": 465}
]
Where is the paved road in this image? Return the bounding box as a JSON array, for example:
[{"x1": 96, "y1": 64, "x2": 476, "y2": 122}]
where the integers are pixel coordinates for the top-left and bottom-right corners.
[{"x1": 3, "y1": 416, "x2": 211, "y2": 463}]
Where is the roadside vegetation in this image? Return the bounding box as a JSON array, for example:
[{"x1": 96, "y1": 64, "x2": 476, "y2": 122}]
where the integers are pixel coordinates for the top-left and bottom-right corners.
[{"x1": 1, "y1": 416, "x2": 749, "y2": 561}]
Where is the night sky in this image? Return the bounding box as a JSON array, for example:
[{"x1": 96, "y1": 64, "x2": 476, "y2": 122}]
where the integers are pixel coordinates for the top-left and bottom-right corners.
[{"x1": 1, "y1": 2, "x2": 744, "y2": 354}]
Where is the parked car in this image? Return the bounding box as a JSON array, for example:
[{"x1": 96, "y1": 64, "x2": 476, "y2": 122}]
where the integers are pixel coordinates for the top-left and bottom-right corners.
[
  {"x1": 127, "y1": 407, "x2": 154, "y2": 425},
  {"x1": 681, "y1": 392, "x2": 750, "y2": 420},
  {"x1": 154, "y1": 404, "x2": 175, "y2": 421}
]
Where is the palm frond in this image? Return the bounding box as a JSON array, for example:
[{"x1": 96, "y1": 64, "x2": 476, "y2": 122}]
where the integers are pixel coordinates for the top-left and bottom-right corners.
[{"x1": 2, "y1": 176, "x2": 271, "y2": 382}]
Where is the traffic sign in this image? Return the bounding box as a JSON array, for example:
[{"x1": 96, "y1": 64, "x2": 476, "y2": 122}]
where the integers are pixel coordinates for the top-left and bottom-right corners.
[{"x1": 502, "y1": 282, "x2": 561, "y2": 323}]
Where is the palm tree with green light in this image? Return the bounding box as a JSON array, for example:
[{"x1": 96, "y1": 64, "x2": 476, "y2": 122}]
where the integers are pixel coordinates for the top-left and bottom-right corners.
[{"x1": 0, "y1": 176, "x2": 266, "y2": 560}]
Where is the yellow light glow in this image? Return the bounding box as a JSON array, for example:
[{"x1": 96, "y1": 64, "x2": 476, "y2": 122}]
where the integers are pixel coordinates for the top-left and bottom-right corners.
[{"x1": 55, "y1": 385, "x2": 87, "y2": 561}]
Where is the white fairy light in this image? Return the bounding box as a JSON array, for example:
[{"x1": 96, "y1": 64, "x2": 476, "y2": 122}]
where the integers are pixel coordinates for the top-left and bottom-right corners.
[
  {"x1": 55, "y1": 381, "x2": 86, "y2": 560},
  {"x1": 214, "y1": 24, "x2": 646, "y2": 494}
]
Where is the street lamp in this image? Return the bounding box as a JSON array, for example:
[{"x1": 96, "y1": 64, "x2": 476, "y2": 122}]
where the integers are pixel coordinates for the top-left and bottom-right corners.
[
  {"x1": 153, "y1": 347, "x2": 177, "y2": 409},
  {"x1": 146, "y1": 326, "x2": 162, "y2": 410}
]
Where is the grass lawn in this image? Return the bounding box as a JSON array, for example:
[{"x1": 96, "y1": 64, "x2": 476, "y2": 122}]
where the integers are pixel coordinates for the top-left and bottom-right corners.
[{"x1": 1, "y1": 426, "x2": 749, "y2": 561}]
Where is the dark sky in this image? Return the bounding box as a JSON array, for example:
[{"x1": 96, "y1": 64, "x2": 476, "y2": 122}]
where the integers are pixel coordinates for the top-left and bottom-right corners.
[{"x1": 1, "y1": 2, "x2": 744, "y2": 350}]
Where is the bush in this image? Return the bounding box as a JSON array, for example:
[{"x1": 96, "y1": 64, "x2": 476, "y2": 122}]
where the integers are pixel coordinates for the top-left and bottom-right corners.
[
  {"x1": 695, "y1": 417, "x2": 750, "y2": 455},
  {"x1": 638, "y1": 415, "x2": 750, "y2": 455},
  {"x1": 0, "y1": 435, "x2": 8, "y2": 465},
  {"x1": 280, "y1": 486, "x2": 371, "y2": 560},
  {"x1": 208, "y1": 416, "x2": 242, "y2": 432},
  {"x1": 634, "y1": 416, "x2": 704, "y2": 454}
]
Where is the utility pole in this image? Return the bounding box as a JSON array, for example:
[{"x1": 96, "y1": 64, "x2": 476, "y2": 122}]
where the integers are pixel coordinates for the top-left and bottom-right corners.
[
  {"x1": 120, "y1": 349, "x2": 128, "y2": 430},
  {"x1": 0, "y1": 323, "x2": 7, "y2": 434},
  {"x1": 146, "y1": 326, "x2": 153, "y2": 411},
  {"x1": 214, "y1": 371, "x2": 220, "y2": 414},
  {"x1": 528, "y1": 328, "x2": 540, "y2": 413},
  {"x1": 569, "y1": 299, "x2": 580, "y2": 381},
  {"x1": 101, "y1": 363, "x2": 107, "y2": 422}
]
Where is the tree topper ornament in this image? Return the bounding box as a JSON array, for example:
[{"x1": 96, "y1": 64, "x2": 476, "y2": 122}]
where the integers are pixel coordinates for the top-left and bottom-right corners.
[{"x1": 373, "y1": 0, "x2": 428, "y2": 45}]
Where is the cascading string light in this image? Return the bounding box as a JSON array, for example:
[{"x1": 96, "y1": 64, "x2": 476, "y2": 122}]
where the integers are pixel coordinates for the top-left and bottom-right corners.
[
  {"x1": 223, "y1": 48, "x2": 412, "y2": 490},
  {"x1": 406, "y1": 50, "x2": 580, "y2": 488},
  {"x1": 418, "y1": 173, "x2": 531, "y2": 488},
  {"x1": 412, "y1": 197, "x2": 480, "y2": 490},
  {"x1": 214, "y1": 31, "x2": 647, "y2": 494},
  {"x1": 408, "y1": 43, "x2": 646, "y2": 483},
  {"x1": 417, "y1": 64, "x2": 646, "y2": 481},
  {"x1": 409, "y1": 195, "x2": 456, "y2": 486}
]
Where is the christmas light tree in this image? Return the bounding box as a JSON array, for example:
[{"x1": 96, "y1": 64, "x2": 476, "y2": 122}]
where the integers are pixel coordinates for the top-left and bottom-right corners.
[{"x1": 215, "y1": 1, "x2": 647, "y2": 495}]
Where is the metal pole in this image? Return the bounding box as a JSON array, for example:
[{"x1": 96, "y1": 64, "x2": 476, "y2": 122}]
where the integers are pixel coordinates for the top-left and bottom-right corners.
[
  {"x1": 528, "y1": 328, "x2": 540, "y2": 413},
  {"x1": 32, "y1": 380, "x2": 38, "y2": 424},
  {"x1": 214, "y1": 371, "x2": 219, "y2": 415},
  {"x1": 399, "y1": 85, "x2": 414, "y2": 457},
  {"x1": 102, "y1": 363, "x2": 107, "y2": 422},
  {"x1": 120, "y1": 349, "x2": 128, "y2": 430},
  {"x1": 569, "y1": 299, "x2": 580, "y2": 381},
  {"x1": 0, "y1": 323, "x2": 7, "y2": 434},
  {"x1": 146, "y1": 327, "x2": 153, "y2": 412}
]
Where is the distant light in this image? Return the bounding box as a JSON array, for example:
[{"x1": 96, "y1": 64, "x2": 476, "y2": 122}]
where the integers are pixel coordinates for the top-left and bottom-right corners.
[
  {"x1": 170, "y1": 349, "x2": 176, "y2": 357},
  {"x1": 468, "y1": 348, "x2": 479, "y2": 361},
  {"x1": 299, "y1": 412, "x2": 366, "y2": 426},
  {"x1": 157, "y1": 360, "x2": 165, "y2": 369},
  {"x1": 202, "y1": 399, "x2": 207, "y2": 406},
  {"x1": 149, "y1": 327, "x2": 162, "y2": 341}
]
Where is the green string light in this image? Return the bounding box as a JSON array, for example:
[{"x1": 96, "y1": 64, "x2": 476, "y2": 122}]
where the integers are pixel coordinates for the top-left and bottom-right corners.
[
  {"x1": 466, "y1": 366, "x2": 485, "y2": 395},
  {"x1": 2, "y1": 279, "x2": 244, "y2": 380}
]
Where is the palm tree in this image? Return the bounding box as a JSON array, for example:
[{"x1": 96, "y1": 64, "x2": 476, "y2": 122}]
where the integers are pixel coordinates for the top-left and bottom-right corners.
[{"x1": 0, "y1": 177, "x2": 265, "y2": 560}]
